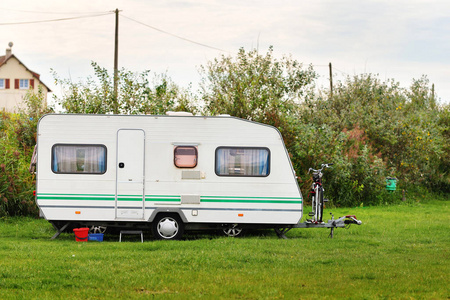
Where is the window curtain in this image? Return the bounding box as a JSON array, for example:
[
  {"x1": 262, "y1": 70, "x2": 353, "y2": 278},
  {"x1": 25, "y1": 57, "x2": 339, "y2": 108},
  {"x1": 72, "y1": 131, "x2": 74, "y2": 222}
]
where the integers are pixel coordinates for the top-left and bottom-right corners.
[
  {"x1": 53, "y1": 146, "x2": 77, "y2": 173},
  {"x1": 83, "y1": 146, "x2": 106, "y2": 173},
  {"x1": 216, "y1": 148, "x2": 269, "y2": 176},
  {"x1": 53, "y1": 145, "x2": 106, "y2": 173}
]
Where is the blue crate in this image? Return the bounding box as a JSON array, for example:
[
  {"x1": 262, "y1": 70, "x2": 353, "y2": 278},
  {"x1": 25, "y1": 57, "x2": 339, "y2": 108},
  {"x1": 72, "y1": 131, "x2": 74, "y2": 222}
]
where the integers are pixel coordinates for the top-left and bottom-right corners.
[{"x1": 88, "y1": 233, "x2": 104, "y2": 242}]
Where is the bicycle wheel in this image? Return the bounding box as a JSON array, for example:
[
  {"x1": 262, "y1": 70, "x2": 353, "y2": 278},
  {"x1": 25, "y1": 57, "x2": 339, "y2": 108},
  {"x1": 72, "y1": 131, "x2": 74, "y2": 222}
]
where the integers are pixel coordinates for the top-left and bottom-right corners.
[{"x1": 316, "y1": 186, "x2": 324, "y2": 222}]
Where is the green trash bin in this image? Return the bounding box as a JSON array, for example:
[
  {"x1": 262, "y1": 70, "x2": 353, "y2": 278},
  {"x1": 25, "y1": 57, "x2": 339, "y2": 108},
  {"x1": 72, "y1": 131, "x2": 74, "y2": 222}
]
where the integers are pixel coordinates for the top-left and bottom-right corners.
[{"x1": 386, "y1": 177, "x2": 397, "y2": 192}]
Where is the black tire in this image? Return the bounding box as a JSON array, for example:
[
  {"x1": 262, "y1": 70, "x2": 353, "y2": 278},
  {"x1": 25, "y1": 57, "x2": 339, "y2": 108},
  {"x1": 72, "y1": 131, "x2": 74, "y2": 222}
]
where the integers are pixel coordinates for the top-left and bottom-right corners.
[
  {"x1": 152, "y1": 214, "x2": 184, "y2": 240},
  {"x1": 317, "y1": 186, "x2": 324, "y2": 222},
  {"x1": 311, "y1": 191, "x2": 316, "y2": 218}
]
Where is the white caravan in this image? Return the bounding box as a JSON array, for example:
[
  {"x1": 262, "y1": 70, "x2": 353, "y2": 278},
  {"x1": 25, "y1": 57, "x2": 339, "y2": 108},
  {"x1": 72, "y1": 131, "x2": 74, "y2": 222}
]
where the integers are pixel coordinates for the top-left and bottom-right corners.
[{"x1": 35, "y1": 113, "x2": 303, "y2": 239}]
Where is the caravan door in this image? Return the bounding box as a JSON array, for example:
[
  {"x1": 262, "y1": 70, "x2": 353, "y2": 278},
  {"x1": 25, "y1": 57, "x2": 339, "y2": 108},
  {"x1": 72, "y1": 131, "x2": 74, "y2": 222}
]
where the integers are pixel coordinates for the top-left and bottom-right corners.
[{"x1": 115, "y1": 129, "x2": 145, "y2": 220}]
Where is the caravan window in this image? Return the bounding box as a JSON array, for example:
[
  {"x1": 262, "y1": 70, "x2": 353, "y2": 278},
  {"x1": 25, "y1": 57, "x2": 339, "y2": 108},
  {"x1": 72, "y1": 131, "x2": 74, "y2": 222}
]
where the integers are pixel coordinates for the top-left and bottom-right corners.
[
  {"x1": 215, "y1": 147, "x2": 270, "y2": 177},
  {"x1": 52, "y1": 144, "x2": 107, "y2": 174},
  {"x1": 174, "y1": 146, "x2": 198, "y2": 168}
]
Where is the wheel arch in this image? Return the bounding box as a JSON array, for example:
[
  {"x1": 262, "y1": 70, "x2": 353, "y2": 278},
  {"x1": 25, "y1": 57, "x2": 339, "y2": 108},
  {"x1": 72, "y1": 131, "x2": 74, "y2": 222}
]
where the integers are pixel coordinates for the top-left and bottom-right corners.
[{"x1": 148, "y1": 208, "x2": 188, "y2": 223}]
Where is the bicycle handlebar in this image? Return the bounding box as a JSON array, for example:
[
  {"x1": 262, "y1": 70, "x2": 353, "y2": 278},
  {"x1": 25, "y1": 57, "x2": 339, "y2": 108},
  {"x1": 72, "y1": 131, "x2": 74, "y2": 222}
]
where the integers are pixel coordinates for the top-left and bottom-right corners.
[{"x1": 309, "y1": 163, "x2": 333, "y2": 174}]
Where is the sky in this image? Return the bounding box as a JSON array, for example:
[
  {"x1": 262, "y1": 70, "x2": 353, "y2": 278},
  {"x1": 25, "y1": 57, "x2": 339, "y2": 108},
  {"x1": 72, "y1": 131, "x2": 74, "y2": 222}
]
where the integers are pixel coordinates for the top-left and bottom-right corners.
[{"x1": 1, "y1": 0, "x2": 449, "y2": 105}]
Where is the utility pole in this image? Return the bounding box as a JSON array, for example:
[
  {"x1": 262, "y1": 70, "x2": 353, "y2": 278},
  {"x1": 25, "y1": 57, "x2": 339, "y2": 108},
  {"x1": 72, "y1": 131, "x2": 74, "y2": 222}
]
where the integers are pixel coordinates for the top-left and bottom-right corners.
[
  {"x1": 113, "y1": 8, "x2": 119, "y2": 114},
  {"x1": 329, "y1": 62, "x2": 333, "y2": 98},
  {"x1": 431, "y1": 83, "x2": 435, "y2": 103}
]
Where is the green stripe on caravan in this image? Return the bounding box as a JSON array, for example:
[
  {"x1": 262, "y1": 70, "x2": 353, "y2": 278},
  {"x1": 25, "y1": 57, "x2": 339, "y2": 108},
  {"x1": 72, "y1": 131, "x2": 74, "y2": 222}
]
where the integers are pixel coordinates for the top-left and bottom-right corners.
[
  {"x1": 37, "y1": 194, "x2": 115, "y2": 201},
  {"x1": 146, "y1": 195, "x2": 181, "y2": 202},
  {"x1": 36, "y1": 194, "x2": 301, "y2": 204},
  {"x1": 201, "y1": 195, "x2": 302, "y2": 204}
]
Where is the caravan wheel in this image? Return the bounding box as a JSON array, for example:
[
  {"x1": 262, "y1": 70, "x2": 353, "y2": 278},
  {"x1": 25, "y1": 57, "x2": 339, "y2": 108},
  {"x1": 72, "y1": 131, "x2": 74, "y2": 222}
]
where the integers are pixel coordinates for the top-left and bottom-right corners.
[
  {"x1": 90, "y1": 226, "x2": 107, "y2": 234},
  {"x1": 223, "y1": 225, "x2": 243, "y2": 237},
  {"x1": 152, "y1": 214, "x2": 184, "y2": 240}
]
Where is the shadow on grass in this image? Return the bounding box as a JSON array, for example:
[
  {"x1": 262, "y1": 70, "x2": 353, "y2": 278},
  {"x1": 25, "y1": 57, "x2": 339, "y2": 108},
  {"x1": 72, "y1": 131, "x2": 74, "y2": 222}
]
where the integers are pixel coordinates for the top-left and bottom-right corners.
[{"x1": 50, "y1": 228, "x2": 313, "y2": 242}]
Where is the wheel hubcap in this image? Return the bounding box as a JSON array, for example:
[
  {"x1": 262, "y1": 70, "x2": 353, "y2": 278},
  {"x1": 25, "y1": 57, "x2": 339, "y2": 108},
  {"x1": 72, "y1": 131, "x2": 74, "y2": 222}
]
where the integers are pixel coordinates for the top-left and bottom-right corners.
[
  {"x1": 223, "y1": 227, "x2": 242, "y2": 237},
  {"x1": 90, "y1": 226, "x2": 107, "y2": 234},
  {"x1": 157, "y1": 217, "x2": 179, "y2": 239}
]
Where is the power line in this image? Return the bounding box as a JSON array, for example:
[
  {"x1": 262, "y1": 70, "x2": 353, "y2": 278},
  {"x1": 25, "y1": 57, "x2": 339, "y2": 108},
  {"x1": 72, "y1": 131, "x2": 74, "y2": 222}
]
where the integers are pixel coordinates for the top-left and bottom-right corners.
[
  {"x1": 0, "y1": 10, "x2": 229, "y2": 53},
  {"x1": 0, "y1": 7, "x2": 110, "y2": 15},
  {"x1": 313, "y1": 64, "x2": 349, "y2": 77},
  {"x1": 333, "y1": 67, "x2": 349, "y2": 76},
  {"x1": 0, "y1": 12, "x2": 113, "y2": 26},
  {"x1": 121, "y1": 14, "x2": 230, "y2": 53}
]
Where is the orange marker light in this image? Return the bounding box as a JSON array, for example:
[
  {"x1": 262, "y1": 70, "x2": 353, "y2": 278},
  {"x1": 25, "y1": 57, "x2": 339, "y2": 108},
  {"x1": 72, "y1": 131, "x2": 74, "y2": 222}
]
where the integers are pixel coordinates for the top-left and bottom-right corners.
[
  {"x1": 238, "y1": 213, "x2": 244, "y2": 217},
  {"x1": 75, "y1": 211, "x2": 81, "y2": 214}
]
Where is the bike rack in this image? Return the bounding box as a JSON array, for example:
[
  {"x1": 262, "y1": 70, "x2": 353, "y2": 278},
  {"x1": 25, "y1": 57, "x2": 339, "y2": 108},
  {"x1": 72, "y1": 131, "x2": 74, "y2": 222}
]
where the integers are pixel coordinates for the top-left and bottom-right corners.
[
  {"x1": 275, "y1": 213, "x2": 362, "y2": 239},
  {"x1": 275, "y1": 164, "x2": 364, "y2": 239}
]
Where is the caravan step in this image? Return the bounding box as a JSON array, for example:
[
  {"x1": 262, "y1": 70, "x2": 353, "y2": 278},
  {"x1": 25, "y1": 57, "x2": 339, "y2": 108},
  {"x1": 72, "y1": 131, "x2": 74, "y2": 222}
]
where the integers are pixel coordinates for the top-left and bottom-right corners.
[{"x1": 119, "y1": 230, "x2": 144, "y2": 243}]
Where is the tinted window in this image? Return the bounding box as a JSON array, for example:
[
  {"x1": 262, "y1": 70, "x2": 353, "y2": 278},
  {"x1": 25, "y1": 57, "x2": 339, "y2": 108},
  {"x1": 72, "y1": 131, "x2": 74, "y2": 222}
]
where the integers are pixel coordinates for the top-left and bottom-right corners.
[{"x1": 174, "y1": 146, "x2": 198, "y2": 168}]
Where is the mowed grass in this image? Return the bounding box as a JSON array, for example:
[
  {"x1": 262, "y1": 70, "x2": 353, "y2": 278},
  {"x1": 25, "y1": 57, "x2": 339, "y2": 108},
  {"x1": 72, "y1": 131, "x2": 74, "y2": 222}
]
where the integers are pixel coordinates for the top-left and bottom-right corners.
[{"x1": 0, "y1": 199, "x2": 448, "y2": 299}]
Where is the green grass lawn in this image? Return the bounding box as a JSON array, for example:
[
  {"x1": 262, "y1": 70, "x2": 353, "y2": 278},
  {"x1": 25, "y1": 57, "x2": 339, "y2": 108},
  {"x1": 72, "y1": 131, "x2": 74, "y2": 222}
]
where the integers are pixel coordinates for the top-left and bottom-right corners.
[{"x1": 0, "y1": 199, "x2": 449, "y2": 299}]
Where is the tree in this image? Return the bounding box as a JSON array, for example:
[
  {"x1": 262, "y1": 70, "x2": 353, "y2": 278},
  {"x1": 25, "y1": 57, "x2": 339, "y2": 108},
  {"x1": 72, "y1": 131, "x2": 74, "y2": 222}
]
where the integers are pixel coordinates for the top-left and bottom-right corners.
[
  {"x1": 200, "y1": 46, "x2": 317, "y2": 148},
  {"x1": 52, "y1": 62, "x2": 197, "y2": 115}
]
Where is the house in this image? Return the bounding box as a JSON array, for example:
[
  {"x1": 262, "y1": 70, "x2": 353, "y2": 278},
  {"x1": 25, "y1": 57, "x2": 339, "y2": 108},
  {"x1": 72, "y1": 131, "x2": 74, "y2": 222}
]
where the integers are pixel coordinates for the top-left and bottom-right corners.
[{"x1": 0, "y1": 43, "x2": 51, "y2": 112}]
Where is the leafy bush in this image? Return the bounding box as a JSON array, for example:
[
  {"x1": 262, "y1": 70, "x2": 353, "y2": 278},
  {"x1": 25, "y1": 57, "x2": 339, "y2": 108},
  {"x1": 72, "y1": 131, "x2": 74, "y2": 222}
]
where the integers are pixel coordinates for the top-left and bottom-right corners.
[
  {"x1": 291, "y1": 123, "x2": 389, "y2": 207},
  {"x1": 0, "y1": 87, "x2": 51, "y2": 217},
  {"x1": 299, "y1": 74, "x2": 449, "y2": 205}
]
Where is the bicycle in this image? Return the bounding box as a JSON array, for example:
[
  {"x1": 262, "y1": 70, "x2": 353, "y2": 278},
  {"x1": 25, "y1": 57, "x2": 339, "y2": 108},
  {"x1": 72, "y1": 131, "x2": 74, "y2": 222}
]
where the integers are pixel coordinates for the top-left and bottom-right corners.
[{"x1": 307, "y1": 163, "x2": 333, "y2": 223}]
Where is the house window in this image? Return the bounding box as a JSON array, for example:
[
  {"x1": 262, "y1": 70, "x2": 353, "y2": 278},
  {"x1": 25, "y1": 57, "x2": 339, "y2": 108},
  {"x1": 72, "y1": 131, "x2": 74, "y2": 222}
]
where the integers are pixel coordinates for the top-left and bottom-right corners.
[
  {"x1": 174, "y1": 146, "x2": 198, "y2": 168},
  {"x1": 19, "y1": 79, "x2": 29, "y2": 89},
  {"x1": 0, "y1": 79, "x2": 8, "y2": 89},
  {"x1": 52, "y1": 144, "x2": 107, "y2": 174},
  {"x1": 215, "y1": 147, "x2": 270, "y2": 177}
]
